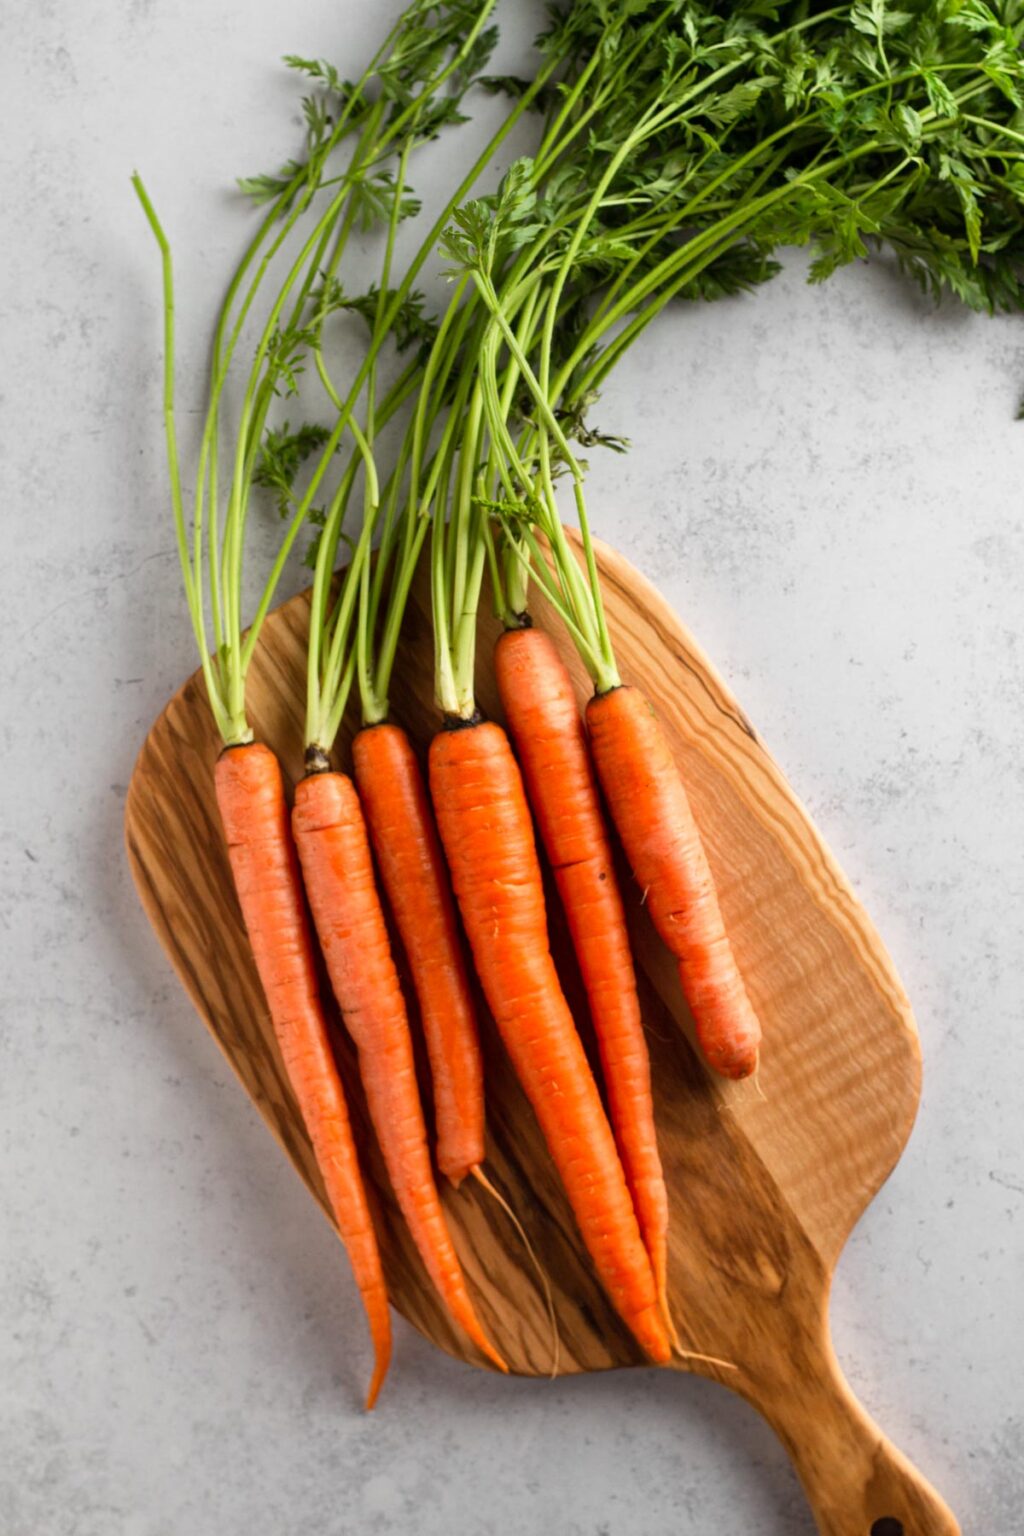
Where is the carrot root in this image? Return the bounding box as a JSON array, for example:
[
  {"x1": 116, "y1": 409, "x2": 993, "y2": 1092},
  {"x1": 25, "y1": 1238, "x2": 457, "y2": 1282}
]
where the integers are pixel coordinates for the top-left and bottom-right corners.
[
  {"x1": 215, "y1": 743, "x2": 392, "y2": 1409},
  {"x1": 430, "y1": 720, "x2": 671, "y2": 1365},
  {"x1": 495, "y1": 626, "x2": 671, "y2": 1329},
  {"x1": 586, "y1": 686, "x2": 763, "y2": 1081},
  {"x1": 292, "y1": 767, "x2": 506, "y2": 1374},
  {"x1": 352, "y1": 722, "x2": 484, "y2": 1187}
]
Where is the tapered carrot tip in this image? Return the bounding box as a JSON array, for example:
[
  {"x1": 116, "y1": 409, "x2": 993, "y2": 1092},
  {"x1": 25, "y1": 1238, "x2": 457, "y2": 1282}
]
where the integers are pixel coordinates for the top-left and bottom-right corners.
[
  {"x1": 636, "y1": 1306, "x2": 673, "y2": 1365},
  {"x1": 362, "y1": 1297, "x2": 393, "y2": 1409},
  {"x1": 478, "y1": 1332, "x2": 509, "y2": 1374},
  {"x1": 364, "y1": 1350, "x2": 390, "y2": 1412}
]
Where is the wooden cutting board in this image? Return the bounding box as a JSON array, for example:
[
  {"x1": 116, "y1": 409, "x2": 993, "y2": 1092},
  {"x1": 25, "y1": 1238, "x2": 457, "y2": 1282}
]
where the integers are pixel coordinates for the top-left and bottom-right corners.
[{"x1": 125, "y1": 538, "x2": 958, "y2": 1536}]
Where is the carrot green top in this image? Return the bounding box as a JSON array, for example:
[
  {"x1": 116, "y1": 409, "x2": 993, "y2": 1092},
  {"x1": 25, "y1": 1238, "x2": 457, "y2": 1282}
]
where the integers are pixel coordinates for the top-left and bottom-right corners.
[
  {"x1": 433, "y1": 2, "x2": 1024, "y2": 695},
  {"x1": 133, "y1": 0, "x2": 512, "y2": 747},
  {"x1": 136, "y1": 3, "x2": 1024, "y2": 739}
]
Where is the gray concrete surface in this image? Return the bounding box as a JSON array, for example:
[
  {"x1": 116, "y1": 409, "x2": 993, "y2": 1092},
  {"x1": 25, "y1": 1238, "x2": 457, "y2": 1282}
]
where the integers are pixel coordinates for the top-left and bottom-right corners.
[{"x1": 2, "y1": 2, "x2": 1022, "y2": 1532}]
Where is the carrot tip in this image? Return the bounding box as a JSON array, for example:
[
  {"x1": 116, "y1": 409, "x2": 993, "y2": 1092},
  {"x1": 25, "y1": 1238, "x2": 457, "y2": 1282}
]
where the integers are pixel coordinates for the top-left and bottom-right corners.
[
  {"x1": 364, "y1": 1358, "x2": 389, "y2": 1411},
  {"x1": 484, "y1": 1343, "x2": 510, "y2": 1374}
]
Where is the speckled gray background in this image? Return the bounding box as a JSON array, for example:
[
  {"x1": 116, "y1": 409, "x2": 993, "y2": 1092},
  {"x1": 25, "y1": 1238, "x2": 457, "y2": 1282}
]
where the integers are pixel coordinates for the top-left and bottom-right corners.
[{"x1": 3, "y1": 2, "x2": 1022, "y2": 1532}]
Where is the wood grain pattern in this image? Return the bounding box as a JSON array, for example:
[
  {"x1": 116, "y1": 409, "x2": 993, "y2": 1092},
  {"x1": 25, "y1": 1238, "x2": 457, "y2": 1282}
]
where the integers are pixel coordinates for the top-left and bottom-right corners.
[{"x1": 125, "y1": 537, "x2": 958, "y2": 1536}]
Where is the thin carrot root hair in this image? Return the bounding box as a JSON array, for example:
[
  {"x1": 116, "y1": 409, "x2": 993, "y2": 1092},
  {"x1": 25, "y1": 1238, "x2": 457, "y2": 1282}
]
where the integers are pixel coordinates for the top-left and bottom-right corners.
[
  {"x1": 715, "y1": 1057, "x2": 767, "y2": 1115},
  {"x1": 470, "y1": 1165, "x2": 561, "y2": 1380},
  {"x1": 659, "y1": 1286, "x2": 682, "y2": 1355},
  {"x1": 673, "y1": 1346, "x2": 738, "y2": 1374}
]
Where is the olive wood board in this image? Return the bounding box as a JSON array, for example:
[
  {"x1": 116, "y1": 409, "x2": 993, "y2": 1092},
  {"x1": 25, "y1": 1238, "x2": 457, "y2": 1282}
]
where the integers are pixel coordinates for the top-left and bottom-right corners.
[{"x1": 125, "y1": 537, "x2": 958, "y2": 1536}]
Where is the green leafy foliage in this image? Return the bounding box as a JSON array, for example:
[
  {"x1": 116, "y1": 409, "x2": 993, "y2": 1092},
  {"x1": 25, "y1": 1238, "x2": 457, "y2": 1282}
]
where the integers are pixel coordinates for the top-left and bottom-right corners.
[
  {"x1": 253, "y1": 422, "x2": 333, "y2": 516},
  {"x1": 423, "y1": 0, "x2": 1024, "y2": 692},
  {"x1": 283, "y1": 55, "x2": 357, "y2": 101},
  {"x1": 189, "y1": 0, "x2": 1024, "y2": 730},
  {"x1": 339, "y1": 285, "x2": 440, "y2": 353},
  {"x1": 350, "y1": 169, "x2": 422, "y2": 231},
  {"x1": 445, "y1": 0, "x2": 1024, "y2": 430},
  {"x1": 236, "y1": 161, "x2": 310, "y2": 209},
  {"x1": 238, "y1": 1, "x2": 500, "y2": 221}
]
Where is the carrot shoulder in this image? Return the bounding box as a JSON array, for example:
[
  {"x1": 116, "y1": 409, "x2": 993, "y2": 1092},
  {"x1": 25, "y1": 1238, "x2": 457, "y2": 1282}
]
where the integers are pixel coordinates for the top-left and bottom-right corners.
[
  {"x1": 429, "y1": 719, "x2": 670, "y2": 1364},
  {"x1": 585, "y1": 686, "x2": 762, "y2": 1080},
  {"x1": 214, "y1": 743, "x2": 391, "y2": 1408},
  {"x1": 292, "y1": 767, "x2": 505, "y2": 1372},
  {"x1": 352, "y1": 723, "x2": 484, "y2": 1187},
  {"x1": 494, "y1": 626, "x2": 670, "y2": 1318}
]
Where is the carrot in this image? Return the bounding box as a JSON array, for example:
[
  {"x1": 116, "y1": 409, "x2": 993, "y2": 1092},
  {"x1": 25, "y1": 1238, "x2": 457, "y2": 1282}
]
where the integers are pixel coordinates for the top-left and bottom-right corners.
[
  {"x1": 215, "y1": 744, "x2": 392, "y2": 1408},
  {"x1": 586, "y1": 686, "x2": 762, "y2": 1081},
  {"x1": 134, "y1": 23, "x2": 524, "y2": 1406},
  {"x1": 352, "y1": 723, "x2": 485, "y2": 1187},
  {"x1": 352, "y1": 725, "x2": 559, "y2": 1359},
  {"x1": 450, "y1": 142, "x2": 766, "y2": 1083},
  {"x1": 291, "y1": 766, "x2": 506, "y2": 1372},
  {"x1": 493, "y1": 625, "x2": 671, "y2": 1320},
  {"x1": 429, "y1": 718, "x2": 671, "y2": 1364},
  {"x1": 352, "y1": 732, "x2": 559, "y2": 1367}
]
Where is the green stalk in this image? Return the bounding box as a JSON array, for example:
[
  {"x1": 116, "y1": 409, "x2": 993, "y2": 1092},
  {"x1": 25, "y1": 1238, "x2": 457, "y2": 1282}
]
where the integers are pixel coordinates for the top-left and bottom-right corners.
[
  {"x1": 431, "y1": 487, "x2": 458, "y2": 718},
  {"x1": 195, "y1": 50, "x2": 391, "y2": 682},
  {"x1": 298, "y1": 52, "x2": 561, "y2": 744},
  {"x1": 431, "y1": 273, "x2": 552, "y2": 711},
  {"x1": 365, "y1": 284, "x2": 476, "y2": 716},
  {"x1": 133, "y1": 175, "x2": 236, "y2": 739},
  {"x1": 470, "y1": 268, "x2": 615, "y2": 686},
  {"x1": 493, "y1": 280, "x2": 543, "y2": 619},
  {"x1": 450, "y1": 386, "x2": 485, "y2": 636},
  {"x1": 352, "y1": 135, "x2": 412, "y2": 726}
]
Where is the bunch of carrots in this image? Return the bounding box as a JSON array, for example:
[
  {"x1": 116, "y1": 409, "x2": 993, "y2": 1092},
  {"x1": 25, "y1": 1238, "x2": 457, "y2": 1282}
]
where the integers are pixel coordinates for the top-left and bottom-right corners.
[{"x1": 135, "y1": 0, "x2": 1024, "y2": 1405}]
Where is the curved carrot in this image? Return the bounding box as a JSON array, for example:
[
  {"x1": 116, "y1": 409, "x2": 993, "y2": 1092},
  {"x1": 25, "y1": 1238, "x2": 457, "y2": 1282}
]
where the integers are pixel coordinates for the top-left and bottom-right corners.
[
  {"x1": 215, "y1": 743, "x2": 391, "y2": 1409},
  {"x1": 291, "y1": 768, "x2": 505, "y2": 1372},
  {"x1": 429, "y1": 720, "x2": 671, "y2": 1364},
  {"x1": 585, "y1": 687, "x2": 762, "y2": 1080},
  {"x1": 494, "y1": 626, "x2": 670, "y2": 1320},
  {"x1": 352, "y1": 724, "x2": 484, "y2": 1187}
]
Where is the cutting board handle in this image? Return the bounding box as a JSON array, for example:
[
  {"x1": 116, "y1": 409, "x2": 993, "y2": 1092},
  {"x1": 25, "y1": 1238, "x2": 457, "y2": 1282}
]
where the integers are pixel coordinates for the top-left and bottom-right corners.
[{"x1": 740, "y1": 1324, "x2": 959, "y2": 1536}]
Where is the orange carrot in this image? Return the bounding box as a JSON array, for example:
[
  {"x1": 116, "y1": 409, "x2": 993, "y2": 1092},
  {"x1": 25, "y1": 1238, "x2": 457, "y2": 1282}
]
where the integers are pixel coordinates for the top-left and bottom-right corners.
[
  {"x1": 429, "y1": 719, "x2": 671, "y2": 1364},
  {"x1": 585, "y1": 687, "x2": 762, "y2": 1080},
  {"x1": 291, "y1": 767, "x2": 506, "y2": 1372},
  {"x1": 494, "y1": 626, "x2": 670, "y2": 1319},
  {"x1": 352, "y1": 723, "x2": 484, "y2": 1187},
  {"x1": 215, "y1": 743, "x2": 391, "y2": 1408}
]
